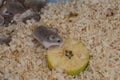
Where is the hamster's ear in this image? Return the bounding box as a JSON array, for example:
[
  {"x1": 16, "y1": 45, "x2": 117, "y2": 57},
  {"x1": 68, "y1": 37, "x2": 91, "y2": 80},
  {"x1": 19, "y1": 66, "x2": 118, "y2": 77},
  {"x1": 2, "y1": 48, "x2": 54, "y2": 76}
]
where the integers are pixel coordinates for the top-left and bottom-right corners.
[{"x1": 53, "y1": 28, "x2": 58, "y2": 33}]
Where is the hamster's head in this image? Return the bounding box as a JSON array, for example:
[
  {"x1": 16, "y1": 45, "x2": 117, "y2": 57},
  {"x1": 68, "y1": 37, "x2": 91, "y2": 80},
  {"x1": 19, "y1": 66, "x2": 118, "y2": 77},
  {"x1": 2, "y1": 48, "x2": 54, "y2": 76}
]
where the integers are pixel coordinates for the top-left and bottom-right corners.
[{"x1": 47, "y1": 34, "x2": 64, "y2": 46}]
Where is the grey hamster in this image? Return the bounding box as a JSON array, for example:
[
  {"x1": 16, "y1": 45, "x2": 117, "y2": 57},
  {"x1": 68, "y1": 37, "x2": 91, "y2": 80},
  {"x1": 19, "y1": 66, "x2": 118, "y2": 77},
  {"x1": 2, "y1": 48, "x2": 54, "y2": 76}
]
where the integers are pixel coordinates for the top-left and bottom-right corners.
[
  {"x1": 32, "y1": 26, "x2": 64, "y2": 49},
  {"x1": 24, "y1": 0, "x2": 47, "y2": 11},
  {"x1": 22, "y1": 13, "x2": 40, "y2": 23},
  {"x1": 13, "y1": 9, "x2": 34, "y2": 22},
  {"x1": 13, "y1": 9, "x2": 40, "y2": 22},
  {"x1": 6, "y1": 1, "x2": 25, "y2": 15},
  {"x1": 0, "y1": 0, "x2": 3, "y2": 7},
  {"x1": 0, "y1": 14, "x2": 4, "y2": 26}
]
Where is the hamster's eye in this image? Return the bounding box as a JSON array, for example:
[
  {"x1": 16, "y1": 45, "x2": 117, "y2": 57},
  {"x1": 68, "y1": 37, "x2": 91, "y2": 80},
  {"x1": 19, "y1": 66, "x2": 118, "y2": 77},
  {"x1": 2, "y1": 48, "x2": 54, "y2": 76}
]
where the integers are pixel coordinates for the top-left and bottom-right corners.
[{"x1": 57, "y1": 39, "x2": 61, "y2": 43}]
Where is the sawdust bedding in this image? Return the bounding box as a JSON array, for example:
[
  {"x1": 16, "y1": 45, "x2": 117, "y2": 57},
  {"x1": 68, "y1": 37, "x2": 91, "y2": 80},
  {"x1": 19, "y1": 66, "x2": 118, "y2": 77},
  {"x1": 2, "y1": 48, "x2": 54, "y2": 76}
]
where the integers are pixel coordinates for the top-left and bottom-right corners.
[{"x1": 0, "y1": 0, "x2": 120, "y2": 80}]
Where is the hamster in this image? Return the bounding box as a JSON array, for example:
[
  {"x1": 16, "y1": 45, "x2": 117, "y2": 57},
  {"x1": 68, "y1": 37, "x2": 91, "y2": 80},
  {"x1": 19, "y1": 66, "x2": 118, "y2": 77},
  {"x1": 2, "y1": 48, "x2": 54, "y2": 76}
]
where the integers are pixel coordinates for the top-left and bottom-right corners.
[
  {"x1": 0, "y1": 0, "x2": 3, "y2": 7},
  {"x1": 24, "y1": 0, "x2": 47, "y2": 11},
  {"x1": 32, "y1": 26, "x2": 64, "y2": 49},
  {"x1": 13, "y1": 9, "x2": 34, "y2": 22},
  {"x1": 0, "y1": 14, "x2": 4, "y2": 26},
  {"x1": 6, "y1": 1, "x2": 25, "y2": 15},
  {"x1": 22, "y1": 13, "x2": 40, "y2": 23},
  {"x1": 13, "y1": 9, "x2": 40, "y2": 22}
]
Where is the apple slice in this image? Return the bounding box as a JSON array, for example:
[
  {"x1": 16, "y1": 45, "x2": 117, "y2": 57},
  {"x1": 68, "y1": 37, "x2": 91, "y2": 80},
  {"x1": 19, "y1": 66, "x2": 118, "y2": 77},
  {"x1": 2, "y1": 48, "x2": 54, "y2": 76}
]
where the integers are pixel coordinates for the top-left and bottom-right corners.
[{"x1": 46, "y1": 38, "x2": 89, "y2": 76}]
